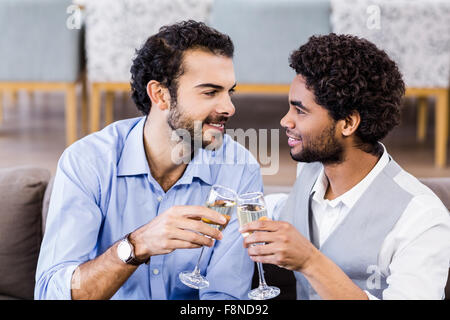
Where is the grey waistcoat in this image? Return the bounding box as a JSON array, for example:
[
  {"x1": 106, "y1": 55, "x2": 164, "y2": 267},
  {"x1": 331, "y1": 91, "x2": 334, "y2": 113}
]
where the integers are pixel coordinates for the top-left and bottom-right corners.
[{"x1": 278, "y1": 159, "x2": 413, "y2": 300}]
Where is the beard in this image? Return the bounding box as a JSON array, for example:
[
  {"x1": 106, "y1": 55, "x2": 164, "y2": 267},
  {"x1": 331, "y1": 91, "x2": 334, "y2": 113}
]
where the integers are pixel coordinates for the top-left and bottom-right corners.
[
  {"x1": 167, "y1": 101, "x2": 226, "y2": 152},
  {"x1": 290, "y1": 121, "x2": 344, "y2": 165}
]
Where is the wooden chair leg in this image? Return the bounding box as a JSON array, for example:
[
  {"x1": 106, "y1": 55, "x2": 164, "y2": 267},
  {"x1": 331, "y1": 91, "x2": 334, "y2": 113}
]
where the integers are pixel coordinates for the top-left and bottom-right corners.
[
  {"x1": 81, "y1": 72, "x2": 88, "y2": 136},
  {"x1": 416, "y1": 96, "x2": 428, "y2": 142},
  {"x1": 105, "y1": 90, "x2": 114, "y2": 126},
  {"x1": 435, "y1": 89, "x2": 449, "y2": 168},
  {"x1": 122, "y1": 90, "x2": 128, "y2": 108},
  {"x1": 448, "y1": 89, "x2": 450, "y2": 139},
  {"x1": 65, "y1": 84, "x2": 78, "y2": 146},
  {"x1": 90, "y1": 83, "x2": 101, "y2": 133}
]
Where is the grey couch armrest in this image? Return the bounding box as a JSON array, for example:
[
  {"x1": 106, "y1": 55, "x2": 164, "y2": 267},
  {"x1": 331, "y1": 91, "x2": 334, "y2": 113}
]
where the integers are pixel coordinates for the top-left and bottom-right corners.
[{"x1": 0, "y1": 167, "x2": 50, "y2": 300}]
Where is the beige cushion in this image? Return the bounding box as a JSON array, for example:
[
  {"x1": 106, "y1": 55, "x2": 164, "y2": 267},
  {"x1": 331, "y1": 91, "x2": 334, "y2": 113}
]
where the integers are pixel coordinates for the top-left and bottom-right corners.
[{"x1": 0, "y1": 167, "x2": 50, "y2": 299}]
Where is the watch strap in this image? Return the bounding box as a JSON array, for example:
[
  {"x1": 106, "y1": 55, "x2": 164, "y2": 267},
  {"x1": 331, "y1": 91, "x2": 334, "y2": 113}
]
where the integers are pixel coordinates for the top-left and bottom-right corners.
[
  {"x1": 122, "y1": 233, "x2": 150, "y2": 266},
  {"x1": 125, "y1": 255, "x2": 148, "y2": 266}
]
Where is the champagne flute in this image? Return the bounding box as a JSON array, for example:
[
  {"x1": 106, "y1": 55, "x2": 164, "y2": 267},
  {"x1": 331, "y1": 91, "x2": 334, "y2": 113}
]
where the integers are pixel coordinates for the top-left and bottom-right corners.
[
  {"x1": 237, "y1": 191, "x2": 280, "y2": 300},
  {"x1": 178, "y1": 184, "x2": 237, "y2": 289}
]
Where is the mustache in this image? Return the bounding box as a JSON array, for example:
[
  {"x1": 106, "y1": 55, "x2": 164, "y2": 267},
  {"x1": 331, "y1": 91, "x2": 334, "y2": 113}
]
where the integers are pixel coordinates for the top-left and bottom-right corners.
[
  {"x1": 204, "y1": 114, "x2": 228, "y2": 125},
  {"x1": 285, "y1": 129, "x2": 301, "y2": 140}
]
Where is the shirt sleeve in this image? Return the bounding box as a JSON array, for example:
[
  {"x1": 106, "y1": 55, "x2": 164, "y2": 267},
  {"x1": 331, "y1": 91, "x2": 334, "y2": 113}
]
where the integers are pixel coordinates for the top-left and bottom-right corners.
[
  {"x1": 34, "y1": 148, "x2": 104, "y2": 300},
  {"x1": 265, "y1": 193, "x2": 289, "y2": 220},
  {"x1": 380, "y1": 199, "x2": 450, "y2": 300},
  {"x1": 200, "y1": 165, "x2": 263, "y2": 300}
]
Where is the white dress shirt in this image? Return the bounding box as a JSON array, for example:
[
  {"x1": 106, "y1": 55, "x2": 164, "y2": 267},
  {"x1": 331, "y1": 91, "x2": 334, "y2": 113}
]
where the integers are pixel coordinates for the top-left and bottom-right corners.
[
  {"x1": 309, "y1": 149, "x2": 390, "y2": 249},
  {"x1": 267, "y1": 145, "x2": 450, "y2": 300}
]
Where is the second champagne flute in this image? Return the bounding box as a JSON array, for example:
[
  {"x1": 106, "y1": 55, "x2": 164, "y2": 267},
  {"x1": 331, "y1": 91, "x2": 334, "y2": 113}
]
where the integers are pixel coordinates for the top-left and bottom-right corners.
[
  {"x1": 178, "y1": 184, "x2": 237, "y2": 289},
  {"x1": 237, "y1": 191, "x2": 280, "y2": 300}
]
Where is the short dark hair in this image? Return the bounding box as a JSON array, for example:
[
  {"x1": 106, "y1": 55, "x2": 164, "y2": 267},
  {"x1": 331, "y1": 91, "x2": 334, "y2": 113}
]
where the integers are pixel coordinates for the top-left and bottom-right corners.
[
  {"x1": 130, "y1": 20, "x2": 234, "y2": 115},
  {"x1": 289, "y1": 33, "x2": 405, "y2": 147}
]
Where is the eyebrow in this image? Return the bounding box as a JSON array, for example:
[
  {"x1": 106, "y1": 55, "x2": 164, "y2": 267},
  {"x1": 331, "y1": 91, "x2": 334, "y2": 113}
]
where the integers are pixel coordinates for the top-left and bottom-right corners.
[
  {"x1": 195, "y1": 83, "x2": 237, "y2": 91},
  {"x1": 290, "y1": 100, "x2": 310, "y2": 112}
]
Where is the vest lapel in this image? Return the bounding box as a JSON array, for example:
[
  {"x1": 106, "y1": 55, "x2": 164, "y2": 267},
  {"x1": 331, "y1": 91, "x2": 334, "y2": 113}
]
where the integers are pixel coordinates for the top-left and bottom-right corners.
[
  {"x1": 279, "y1": 162, "x2": 322, "y2": 242},
  {"x1": 280, "y1": 158, "x2": 412, "y2": 299},
  {"x1": 278, "y1": 162, "x2": 322, "y2": 300},
  {"x1": 319, "y1": 158, "x2": 406, "y2": 255}
]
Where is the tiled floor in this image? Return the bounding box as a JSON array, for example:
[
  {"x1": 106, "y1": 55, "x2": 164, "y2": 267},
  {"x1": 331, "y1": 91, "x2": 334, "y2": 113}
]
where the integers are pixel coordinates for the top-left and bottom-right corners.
[{"x1": 0, "y1": 91, "x2": 449, "y2": 189}]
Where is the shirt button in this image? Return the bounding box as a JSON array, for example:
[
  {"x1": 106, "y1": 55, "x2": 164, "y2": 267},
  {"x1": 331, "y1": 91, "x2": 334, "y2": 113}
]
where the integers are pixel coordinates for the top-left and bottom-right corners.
[
  {"x1": 157, "y1": 196, "x2": 163, "y2": 202},
  {"x1": 153, "y1": 268, "x2": 160, "y2": 275}
]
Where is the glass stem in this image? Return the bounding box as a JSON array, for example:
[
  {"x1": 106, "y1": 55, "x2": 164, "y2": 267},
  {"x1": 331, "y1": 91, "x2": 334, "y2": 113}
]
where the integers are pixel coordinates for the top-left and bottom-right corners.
[
  {"x1": 193, "y1": 246, "x2": 206, "y2": 275},
  {"x1": 256, "y1": 262, "x2": 268, "y2": 288}
]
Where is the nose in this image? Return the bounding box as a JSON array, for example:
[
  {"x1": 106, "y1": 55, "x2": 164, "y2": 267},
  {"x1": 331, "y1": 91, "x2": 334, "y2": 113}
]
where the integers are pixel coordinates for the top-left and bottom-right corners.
[
  {"x1": 216, "y1": 95, "x2": 236, "y2": 118},
  {"x1": 280, "y1": 109, "x2": 294, "y2": 129}
]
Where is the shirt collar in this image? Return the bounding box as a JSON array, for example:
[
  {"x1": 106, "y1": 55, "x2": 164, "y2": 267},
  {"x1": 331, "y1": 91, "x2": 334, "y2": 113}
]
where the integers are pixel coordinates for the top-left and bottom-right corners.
[
  {"x1": 311, "y1": 168, "x2": 329, "y2": 205},
  {"x1": 175, "y1": 148, "x2": 213, "y2": 185},
  {"x1": 311, "y1": 143, "x2": 390, "y2": 209},
  {"x1": 117, "y1": 117, "x2": 213, "y2": 185},
  {"x1": 117, "y1": 117, "x2": 149, "y2": 177}
]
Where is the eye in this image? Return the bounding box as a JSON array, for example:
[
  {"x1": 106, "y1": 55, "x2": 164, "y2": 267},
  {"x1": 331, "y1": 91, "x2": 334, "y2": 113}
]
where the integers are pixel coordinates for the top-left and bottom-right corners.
[
  {"x1": 228, "y1": 88, "x2": 235, "y2": 96},
  {"x1": 295, "y1": 107, "x2": 305, "y2": 114},
  {"x1": 204, "y1": 90, "x2": 217, "y2": 97}
]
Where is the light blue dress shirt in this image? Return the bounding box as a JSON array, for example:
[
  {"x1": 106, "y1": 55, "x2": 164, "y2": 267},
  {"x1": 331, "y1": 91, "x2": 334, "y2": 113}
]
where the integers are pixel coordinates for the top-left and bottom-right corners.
[{"x1": 35, "y1": 116, "x2": 263, "y2": 300}]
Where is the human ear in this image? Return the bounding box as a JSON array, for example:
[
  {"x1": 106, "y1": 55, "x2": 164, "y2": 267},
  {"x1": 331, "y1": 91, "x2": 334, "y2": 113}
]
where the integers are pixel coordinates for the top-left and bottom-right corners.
[
  {"x1": 146, "y1": 80, "x2": 171, "y2": 111},
  {"x1": 340, "y1": 110, "x2": 361, "y2": 137}
]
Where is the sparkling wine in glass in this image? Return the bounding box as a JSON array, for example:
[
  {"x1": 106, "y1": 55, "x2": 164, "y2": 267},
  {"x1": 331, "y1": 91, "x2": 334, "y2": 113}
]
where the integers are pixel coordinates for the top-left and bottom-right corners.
[
  {"x1": 237, "y1": 192, "x2": 280, "y2": 300},
  {"x1": 178, "y1": 184, "x2": 236, "y2": 289}
]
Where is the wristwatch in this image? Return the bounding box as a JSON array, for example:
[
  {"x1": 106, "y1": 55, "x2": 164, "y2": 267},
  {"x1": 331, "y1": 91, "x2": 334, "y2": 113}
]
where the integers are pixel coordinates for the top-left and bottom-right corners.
[{"x1": 117, "y1": 233, "x2": 150, "y2": 266}]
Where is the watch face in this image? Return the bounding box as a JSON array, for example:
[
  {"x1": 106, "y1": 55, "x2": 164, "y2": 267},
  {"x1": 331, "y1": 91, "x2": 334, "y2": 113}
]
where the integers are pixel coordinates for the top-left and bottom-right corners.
[{"x1": 117, "y1": 240, "x2": 132, "y2": 262}]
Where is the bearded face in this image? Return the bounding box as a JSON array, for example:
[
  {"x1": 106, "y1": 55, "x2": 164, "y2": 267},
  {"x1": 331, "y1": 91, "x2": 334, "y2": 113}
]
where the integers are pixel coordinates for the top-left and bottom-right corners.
[
  {"x1": 167, "y1": 100, "x2": 228, "y2": 151},
  {"x1": 287, "y1": 120, "x2": 344, "y2": 165},
  {"x1": 281, "y1": 74, "x2": 346, "y2": 166}
]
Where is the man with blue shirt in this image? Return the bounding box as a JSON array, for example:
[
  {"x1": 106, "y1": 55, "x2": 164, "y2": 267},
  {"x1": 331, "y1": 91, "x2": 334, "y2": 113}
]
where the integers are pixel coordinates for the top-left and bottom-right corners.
[{"x1": 35, "y1": 20, "x2": 262, "y2": 300}]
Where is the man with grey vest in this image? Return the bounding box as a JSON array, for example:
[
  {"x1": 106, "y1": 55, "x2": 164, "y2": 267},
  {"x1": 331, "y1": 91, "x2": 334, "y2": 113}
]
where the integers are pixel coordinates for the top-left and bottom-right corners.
[{"x1": 239, "y1": 34, "x2": 450, "y2": 299}]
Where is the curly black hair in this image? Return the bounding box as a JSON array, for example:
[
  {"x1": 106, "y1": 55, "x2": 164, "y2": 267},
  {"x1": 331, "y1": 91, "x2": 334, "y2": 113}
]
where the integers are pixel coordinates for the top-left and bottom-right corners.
[
  {"x1": 130, "y1": 20, "x2": 234, "y2": 115},
  {"x1": 289, "y1": 33, "x2": 405, "y2": 149}
]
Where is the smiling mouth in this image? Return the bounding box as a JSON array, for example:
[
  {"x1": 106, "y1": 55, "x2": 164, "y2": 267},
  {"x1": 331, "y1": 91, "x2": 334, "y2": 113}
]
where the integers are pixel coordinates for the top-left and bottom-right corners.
[
  {"x1": 206, "y1": 122, "x2": 224, "y2": 129},
  {"x1": 286, "y1": 131, "x2": 301, "y2": 147},
  {"x1": 204, "y1": 119, "x2": 227, "y2": 132}
]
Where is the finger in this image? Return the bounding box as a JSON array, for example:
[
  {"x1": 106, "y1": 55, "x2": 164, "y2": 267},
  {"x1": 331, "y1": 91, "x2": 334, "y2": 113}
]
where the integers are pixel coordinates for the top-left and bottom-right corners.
[
  {"x1": 240, "y1": 216, "x2": 270, "y2": 238},
  {"x1": 250, "y1": 254, "x2": 278, "y2": 265},
  {"x1": 177, "y1": 218, "x2": 223, "y2": 240},
  {"x1": 166, "y1": 239, "x2": 203, "y2": 250},
  {"x1": 242, "y1": 231, "x2": 276, "y2": 248},
  {"x1": 175, "y1": 205, "x2": 228, "y2": 226},
  {"x1": 247, "y1": 242, "x2": 278, "y2": 256},
  {"x1": 169, "y1": 228, "x2": 215, "y2": 247},
  {"x1": 239, "y1": 220, "x2": 278, "y2": 234}
]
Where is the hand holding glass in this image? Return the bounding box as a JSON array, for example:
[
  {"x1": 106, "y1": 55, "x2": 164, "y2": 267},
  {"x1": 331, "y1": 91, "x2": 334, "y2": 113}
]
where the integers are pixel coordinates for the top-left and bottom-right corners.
[
  {"x1": 178, "y1": 184, "x2": 237, "y2": 289},
  {"x1": 237, "y1": 192, "x2": 280, "y2": 300}
]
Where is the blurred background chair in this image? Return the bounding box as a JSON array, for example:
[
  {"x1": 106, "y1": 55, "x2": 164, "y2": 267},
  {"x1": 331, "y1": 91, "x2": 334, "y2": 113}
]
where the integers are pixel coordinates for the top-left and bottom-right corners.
[
  {"x1": 84, "y1": 0, "x2": 213, "y2": 133},
  {"x1": 210, "y1": 0, "x2": 331, "y2": 94},
  {"x1": 331, "y1": 0, "x2": 450, "y2": 168},
  {"x1": 0, "y1": 0, "x2": 86, "y2": 146}
]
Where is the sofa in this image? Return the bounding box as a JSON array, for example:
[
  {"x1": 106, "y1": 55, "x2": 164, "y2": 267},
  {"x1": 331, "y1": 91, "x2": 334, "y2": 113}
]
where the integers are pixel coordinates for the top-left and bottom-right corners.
[
  {"x1": 0, "y1": 167, "x2": 51, "y2": 300},
  {"x1": 0, "y1": 166, "x2": 448, "y2": 300}
]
